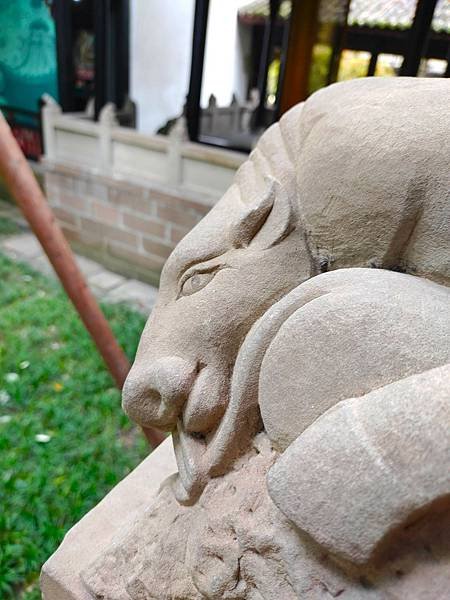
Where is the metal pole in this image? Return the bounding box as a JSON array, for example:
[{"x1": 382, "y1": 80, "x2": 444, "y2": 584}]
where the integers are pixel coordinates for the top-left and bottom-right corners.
[{"x1": 0, "y1": 112, "x2": 164, "y2": 448}]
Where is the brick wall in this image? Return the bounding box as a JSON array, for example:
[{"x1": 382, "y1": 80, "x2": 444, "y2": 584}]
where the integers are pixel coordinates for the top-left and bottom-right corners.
[{"x1": 44, "y1": 164, "x2": 212, "y2": 286}]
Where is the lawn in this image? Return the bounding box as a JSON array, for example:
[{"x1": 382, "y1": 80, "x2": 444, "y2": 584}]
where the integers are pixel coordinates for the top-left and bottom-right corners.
[{"x1": 0, "y1": 242, "x2": 150, "y2": 599}]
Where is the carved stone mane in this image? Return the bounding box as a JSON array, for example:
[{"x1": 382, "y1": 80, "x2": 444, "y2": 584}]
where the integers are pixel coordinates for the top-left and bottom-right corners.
[{"x1": 236, "y1": 76, "x2": 450, "y2": 285}]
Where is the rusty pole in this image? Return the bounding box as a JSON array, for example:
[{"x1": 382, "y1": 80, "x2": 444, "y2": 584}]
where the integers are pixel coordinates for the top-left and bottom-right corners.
[{"x1": 0, "y1": 112, "x2": 164, "y2": 448}]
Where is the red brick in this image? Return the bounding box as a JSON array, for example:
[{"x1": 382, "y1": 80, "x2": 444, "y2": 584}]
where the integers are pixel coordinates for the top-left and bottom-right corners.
[
  {"x1": 156, "y1": 204, "x2": 200, "y2": 229},
  {"x1": 53, "y1": 206, "x2": 79, "y2": 229},
  {"x1": 108, "y1": 242, "x2": 165, "y2": 272},
  {"x1": 44, "y1": 172, "x2": 59, "y2": 188},
  {"x1": 123, "y1": 212, "x2": 165, "y2": 238},
  {"x1": 92, "y1": 201, "x2": 120, "y2": 225},
  {"x1": 170, "y1": 225, "x2": 189, "y2": 244},
  {"x1": 142, "y1": 238, "x2": 173, "y2": 260},
  {"x1": 61, "y1": 225, "x2": 104, "y2": 250},
  {"x1": 58, "y1": 173, "x2": 75, "y2": 193},
  {"x1": 80, "y1": 217, "x2": 138, "y2": 248},
  {"x1": 59, "y1": 192, "x2": 90, "y2": 214},
  {"x1": 84, "y1": 181, "x2": 108, "y2": 202},
  {"x1": 108, "y1": 186, "x2": 154, "y2": 215},
  {"x1": 150, "y1": 189, "x2": 210, "y2": 214}
]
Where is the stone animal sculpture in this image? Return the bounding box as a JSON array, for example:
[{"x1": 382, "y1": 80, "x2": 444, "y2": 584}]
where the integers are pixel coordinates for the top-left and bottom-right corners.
[{"x1": 86, "y1": 78, "x2": 450, "y2": 599}]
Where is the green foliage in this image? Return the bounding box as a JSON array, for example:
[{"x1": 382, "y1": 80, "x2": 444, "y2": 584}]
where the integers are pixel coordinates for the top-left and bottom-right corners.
[
  {"x1": 0, "y1": 253, "x2": 149, "y2": 598},
  {"x1": 308, "y1": 44, "x2": 332, "y2": 95},
  {"x1": 0, "y1": 217, "x2": 21, "y2": 237},
  {"x1": 308, "y1": 44, "x2": 398, "y2": 97}
]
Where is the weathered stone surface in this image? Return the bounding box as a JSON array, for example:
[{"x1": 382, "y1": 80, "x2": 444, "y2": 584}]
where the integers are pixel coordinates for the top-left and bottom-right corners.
[
  {"x1": 81, "y1": 435, "x2": 357, "y2": 600},
  {"x1": 267, "y1": 363, "x2": 450, "y2": 564},
  {"x1": 294, "y1": 77, "x2": 450, "y2": 285},
  {"x1": 42, "y1": 78, "x2": 450, "y2": 599},
  {"x1": 258, "y1": 268, "x2": 450, "y2": 451}
]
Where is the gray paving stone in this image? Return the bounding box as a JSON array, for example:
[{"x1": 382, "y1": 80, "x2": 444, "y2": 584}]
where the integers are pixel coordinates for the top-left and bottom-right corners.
[
  {"x1": 104, "y1": 279, "x2": 158, "y2": 314},
  {"x1": 75, "y1": 255, "x2": 104, "y2": 278},
  {"x1": 88, "y1": 270, "x2": 126, "y2": 292},
  {"x1": 1, "y1": 233, "x2": 43, "y2": 260},
  {"x1": 0, "y1": 229, "x2": 159, "y2": 315},
  {"x1": 30, "y1": 254, "x2": 56, "y2": 278}
]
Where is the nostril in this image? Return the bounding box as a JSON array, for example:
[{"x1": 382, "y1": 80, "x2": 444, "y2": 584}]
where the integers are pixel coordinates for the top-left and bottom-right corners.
[
  {"x1": 122, "y1": 374, "x2": 167, "y2": 428},
  {"x1": 149, "y1": 388, "x2": 161, "y2": 404},
  {"x1": 122, "y1": 357, "x2": 198, "y2": 429}
]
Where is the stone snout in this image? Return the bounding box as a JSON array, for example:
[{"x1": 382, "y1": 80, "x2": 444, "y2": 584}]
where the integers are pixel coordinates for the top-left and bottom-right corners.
[
  {"x1": 122, "y1": 356, "x2": 198, "y2": 432},
  {"x1": 123, "y1": 356, "x2": 230, "y2": 504},
  {"x1": 123, "y1": 353, "x2": 231, "y2": 434}
]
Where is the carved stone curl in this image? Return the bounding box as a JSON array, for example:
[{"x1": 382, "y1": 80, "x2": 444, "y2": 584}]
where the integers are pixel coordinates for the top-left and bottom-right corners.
[{"x1": 42, "y1": 78, "x2": 450, "y2": 600}]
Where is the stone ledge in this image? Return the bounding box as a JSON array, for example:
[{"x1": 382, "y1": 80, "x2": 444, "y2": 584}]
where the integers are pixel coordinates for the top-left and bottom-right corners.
[{"x1": 40, "y1": 438, "x2": 176, "y2": 600}]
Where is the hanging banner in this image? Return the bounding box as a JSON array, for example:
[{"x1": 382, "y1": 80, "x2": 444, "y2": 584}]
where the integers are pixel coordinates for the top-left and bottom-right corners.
[{"x1": 0, "y1": 0, "x2": 58, "y2": 159}]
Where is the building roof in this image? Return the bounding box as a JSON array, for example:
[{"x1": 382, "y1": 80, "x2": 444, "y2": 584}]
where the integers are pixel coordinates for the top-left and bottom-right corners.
[
  {"x1": 238, "y1": 0, "x2": 291, "y2": 24},
  {"x1": 239, "y1": 0, "x2": 450, "y2": 33},
  {"x1": 348, "y1": 0, "x2": 450, "y2": 32}
]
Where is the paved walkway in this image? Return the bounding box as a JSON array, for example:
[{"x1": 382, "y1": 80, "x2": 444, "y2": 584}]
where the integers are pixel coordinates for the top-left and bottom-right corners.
[{"x1": 0, "y1": 201, "x2": 158, "y2": 315}]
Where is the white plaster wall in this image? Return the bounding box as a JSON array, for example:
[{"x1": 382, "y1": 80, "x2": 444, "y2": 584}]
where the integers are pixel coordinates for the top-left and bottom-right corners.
[
  {"x1": 130, "y1": 0, "x2": 195, "y2": 134},
  {"x1": 201, "y1": 0, "x2": 253, "y2": 107},
  {"x1": 130, "y1": 0, "x2": 254, "y2": 132}
]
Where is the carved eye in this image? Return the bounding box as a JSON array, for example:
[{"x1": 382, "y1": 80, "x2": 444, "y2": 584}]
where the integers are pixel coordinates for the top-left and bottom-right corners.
[{"x1": 179, "y1": 270, "x2": 218, "y2": 297}]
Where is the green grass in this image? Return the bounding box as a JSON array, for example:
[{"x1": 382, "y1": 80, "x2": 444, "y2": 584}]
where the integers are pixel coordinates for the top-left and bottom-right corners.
[
  {"x1": 0, "y1": 251, "x2": 150, "y2": 599},
  {"x1": 0, "y1": 216, "x2": 21, "y2": 237}
]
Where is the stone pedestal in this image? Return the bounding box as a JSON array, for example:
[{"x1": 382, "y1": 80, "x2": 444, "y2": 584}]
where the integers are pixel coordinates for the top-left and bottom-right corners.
[{"x1": 40, "y1": 439, "x2": 176, "y2": 600}]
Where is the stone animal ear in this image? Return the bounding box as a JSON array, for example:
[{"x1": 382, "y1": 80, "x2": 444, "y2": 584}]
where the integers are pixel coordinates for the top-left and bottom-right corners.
[{"x1": 232, "y1": 176, "x2": 295, "y2": 250}]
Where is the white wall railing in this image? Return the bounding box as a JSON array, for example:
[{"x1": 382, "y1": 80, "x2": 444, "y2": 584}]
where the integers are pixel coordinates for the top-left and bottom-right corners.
[{"x1": 42, "y1": 98, "x2": 247, "y2": 201}]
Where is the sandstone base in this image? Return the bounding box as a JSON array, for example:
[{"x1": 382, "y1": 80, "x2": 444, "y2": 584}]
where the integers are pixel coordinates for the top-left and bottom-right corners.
[{"x1": 40, "y1": 438, "x2": 176, "y2": 600}]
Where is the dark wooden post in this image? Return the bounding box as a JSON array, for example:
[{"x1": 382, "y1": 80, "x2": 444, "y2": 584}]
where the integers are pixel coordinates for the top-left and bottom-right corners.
[
  {"x1": 367, "y1": 51, "x2": 379, "y2": 76},
  {"x1": 94, "y1": 0, "x2": 130, "y2": 120},
  {"x1": 254, "y1": 0, "x2": 280, "y2": 126},
  {"x1": 445, "y1": 44, "x2": 450, "y2": 78},
  {"x1": 279, "y1": 0, "x2": 320, "y2": 114},
  {"x1": 53, "y1": 0, "x2": 75, "y2": 112},
  {"x1": 114, "y1": 0, "x2": 130, "y2": 111},
  {"x1": 326, "y1": 0, "x2": 351, "y2": 85},
  {"x1": 186, "y1": 0, "x2": 210, "y2": 142},
  {"x1": 94, "y1": 0, "x2": 110, "y2": 120},
  {"x1": 400, "y1": 0, "x2": 439, "y2": 76},
  {"x1": 274, "y1": 12, "x2": 293, "y2": 120}
]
